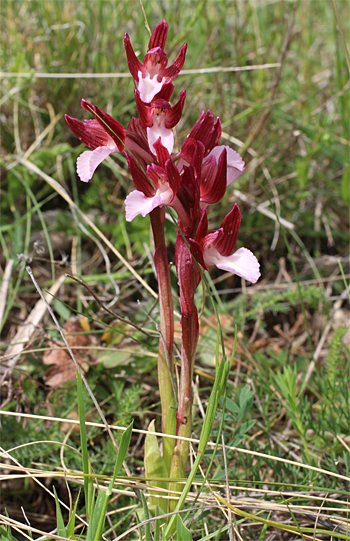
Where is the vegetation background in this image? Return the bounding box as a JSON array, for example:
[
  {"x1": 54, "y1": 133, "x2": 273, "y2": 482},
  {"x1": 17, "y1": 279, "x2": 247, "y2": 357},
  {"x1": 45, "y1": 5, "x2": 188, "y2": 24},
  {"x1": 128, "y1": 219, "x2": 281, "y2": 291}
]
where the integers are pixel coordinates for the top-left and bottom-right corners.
[{"x1": 0, "y1": 0, "x2": 349, "y2": 539}]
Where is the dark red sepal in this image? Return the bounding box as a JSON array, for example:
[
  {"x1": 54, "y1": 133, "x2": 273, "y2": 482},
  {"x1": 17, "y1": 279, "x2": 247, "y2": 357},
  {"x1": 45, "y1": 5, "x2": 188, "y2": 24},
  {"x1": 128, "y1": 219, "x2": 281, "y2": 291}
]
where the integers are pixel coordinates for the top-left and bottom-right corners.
[
  {"x1": 124, "y1": 33, "x2": 143, "y2": 80},
  {"x1": 200, "y1": 148, "x2": 227, "y2": 205},
  {"x1": 153, "y1": 137, "x2": 171, "y2": 168},
  {"x1": 189, "y1": 239, "x2": 208, "y2": 270},
  {"x1": 65, "y1": 115, "x2": 107, "y2": 150},
  {"x1": 165, "y1": 159, "x2": 180, "y2": 197},
  {"x1": 213, "y1": 203, "x2": 241, "y2": 257},
  {"x1": 135, "y1": 91, "x2": 153, "y2": 128},
  {"x1": 148, "y1": 20, "x2": 168, "y2": 51},
  {"x1": 164, "y1": 91, "x2": 186, "y2": 129},
  {"x1": 81, "y1": 99, "x2": 125, "y2": 151},
  {"x1": 125, "y1": 152, "x2": 155, "y2": 197},
  {"x1": 162, "y1": 43, "x2": 187, "y2": 81}
]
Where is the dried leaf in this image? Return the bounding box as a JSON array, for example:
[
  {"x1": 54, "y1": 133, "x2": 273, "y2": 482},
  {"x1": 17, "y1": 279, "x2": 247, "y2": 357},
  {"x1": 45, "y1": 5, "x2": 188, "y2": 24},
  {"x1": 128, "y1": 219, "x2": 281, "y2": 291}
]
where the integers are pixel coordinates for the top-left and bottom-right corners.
[{"x1": 43, "y1": 317, "x2": 92, "y2": 388}]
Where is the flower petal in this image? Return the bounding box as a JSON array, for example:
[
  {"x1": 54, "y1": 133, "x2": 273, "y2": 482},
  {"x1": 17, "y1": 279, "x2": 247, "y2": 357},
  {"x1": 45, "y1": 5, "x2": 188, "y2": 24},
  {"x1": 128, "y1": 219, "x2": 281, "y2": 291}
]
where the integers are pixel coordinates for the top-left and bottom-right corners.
[
  {"x1": 124, "y1": 33, "x2": 143, "y2": 81},
  {"x1": 76, "y1": 146, "x2": 113, "y2": 183},
  {"x1": 208, "y1": 145, "x2": 245, "y2": 186},
  {"x1": 81, "y1": 99, "x2": 125, "y2": 151},
  {"x1": 65, "y1": 115, "x2": 109, "y2": 150},
  {"x1": 162, "y1": 43, "x2": 187, "y2": 82},
  {"x1": 205, "y1": 246, "x2": 260, "y2": 283},
  {"x1": 125, "y1": 190, "x2": 164, "y2": 222},
  {"x1": 148, "y1": 20, "x2": 168, "y2": 50},
  {"x1": 213, "y1": 203, "x2": 241, "y2": 257},
  {"x1": 138, "y1": 71, "x2": 165, "y2": 104},
  {"x1": 147, "y1": 125, "x2": 174, "y2": 155},
  {"x1": 125, "y1": 152, "x2": 155, "y2": 197},
  {"x1": 164, "y1": 91, "x2": 186, "y2": 129}
]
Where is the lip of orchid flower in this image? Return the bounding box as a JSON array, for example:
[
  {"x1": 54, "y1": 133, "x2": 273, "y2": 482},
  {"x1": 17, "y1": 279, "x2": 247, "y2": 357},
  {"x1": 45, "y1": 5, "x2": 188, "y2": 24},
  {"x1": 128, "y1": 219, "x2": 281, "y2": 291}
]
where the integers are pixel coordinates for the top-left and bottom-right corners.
[
  {"x1": 135, "y1": 88, "x2": 186, "y2": 155},
  {"x1": 189, "y1": 205, "x2": 260, "y2": 283},
  {"x1": 124, "y1": 20, "x2": 187, "y2": 104},
  {"x1": 65, "y1": 99, "x2": 126, "y2": 183}
]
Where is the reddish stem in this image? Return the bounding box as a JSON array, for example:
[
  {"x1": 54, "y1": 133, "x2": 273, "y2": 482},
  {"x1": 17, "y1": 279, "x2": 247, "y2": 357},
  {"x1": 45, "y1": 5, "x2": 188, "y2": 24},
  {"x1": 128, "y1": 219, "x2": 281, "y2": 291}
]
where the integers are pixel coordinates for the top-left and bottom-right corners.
[{"x1": 150, "y1": 206, "x2": 176, "y2": 474}]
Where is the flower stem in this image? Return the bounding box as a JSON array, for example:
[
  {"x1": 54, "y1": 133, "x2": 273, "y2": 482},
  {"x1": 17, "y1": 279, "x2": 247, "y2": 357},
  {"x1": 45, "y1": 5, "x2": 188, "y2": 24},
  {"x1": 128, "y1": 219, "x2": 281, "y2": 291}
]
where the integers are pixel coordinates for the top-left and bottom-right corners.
[
  {"x1": 169, "y1": 308, "x2": 199, "y2": 511},
  {"x1": 150, "y1": 206, "x2": 176, "y2": 474}
]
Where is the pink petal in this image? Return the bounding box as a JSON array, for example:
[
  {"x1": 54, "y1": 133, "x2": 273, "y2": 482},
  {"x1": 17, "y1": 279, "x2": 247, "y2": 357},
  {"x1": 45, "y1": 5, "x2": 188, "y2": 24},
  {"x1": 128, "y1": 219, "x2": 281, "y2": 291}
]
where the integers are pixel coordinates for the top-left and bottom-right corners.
[
  {"x1": 147, "y1": 125, "x2": 174, "y2": 155},
  {"x1": 138, "y1": 70, "x2": 165, "y2": 103},
  {"x1": 204, "y1": 247, "x2": 260, "y2": 284},
  {"x1": 76, "y1": 146, "x2": 113, "y2": 183},
  {"x1": 125, "y1": 190, "x2": 163, "y2": 222},
  {"x1": 208, "y1": 145, "x2": 245, "y2": 186}
]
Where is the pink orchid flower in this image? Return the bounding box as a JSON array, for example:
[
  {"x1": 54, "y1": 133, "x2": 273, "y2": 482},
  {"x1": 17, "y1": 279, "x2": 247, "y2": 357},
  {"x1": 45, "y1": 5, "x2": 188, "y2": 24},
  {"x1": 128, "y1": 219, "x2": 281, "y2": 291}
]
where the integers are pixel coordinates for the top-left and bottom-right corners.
[
  {"x1": 135, "y1": 85, "x2": 186, "y2": 154},
  {"x1": 189, "y1": 205, "x2": 260, "y2": 284},
  {"x1": 179, "y1": 111, "x2": 245, "y2": 189},
  {"x1": 124, "y1": 20, "x2": 187, "y2": 103},
  {"x1": 65, "y1": 99, "x2": 125, "y2": 183},
  {"x1": 188, "y1": 141, "x2": 228, "y2": 206},
  {"x1": 124, "y1": 139, "x2": 186, "y2": 222}
]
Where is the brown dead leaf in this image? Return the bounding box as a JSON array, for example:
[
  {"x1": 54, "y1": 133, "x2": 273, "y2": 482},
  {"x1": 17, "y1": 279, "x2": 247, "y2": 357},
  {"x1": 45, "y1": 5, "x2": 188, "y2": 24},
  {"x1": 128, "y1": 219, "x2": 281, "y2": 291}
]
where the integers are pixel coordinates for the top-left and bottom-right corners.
[{"x1": 43, "y1": 317, "x2": 92, "y2": 388}]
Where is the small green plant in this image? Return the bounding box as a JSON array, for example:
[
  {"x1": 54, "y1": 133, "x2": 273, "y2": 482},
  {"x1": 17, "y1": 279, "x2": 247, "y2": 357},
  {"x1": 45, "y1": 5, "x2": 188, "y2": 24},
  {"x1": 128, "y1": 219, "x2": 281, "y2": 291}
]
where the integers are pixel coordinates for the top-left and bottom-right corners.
[{"x1": 273, "y1": 366, "x2": 311, "y2": 463}]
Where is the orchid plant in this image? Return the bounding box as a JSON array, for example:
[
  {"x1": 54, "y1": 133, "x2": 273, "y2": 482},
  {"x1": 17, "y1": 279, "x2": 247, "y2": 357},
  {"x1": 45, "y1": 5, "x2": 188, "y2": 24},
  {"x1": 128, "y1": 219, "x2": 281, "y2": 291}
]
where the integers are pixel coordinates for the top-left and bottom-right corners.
[{"x1": 66, "y1": 20, "x2": 260, "y2": 512}]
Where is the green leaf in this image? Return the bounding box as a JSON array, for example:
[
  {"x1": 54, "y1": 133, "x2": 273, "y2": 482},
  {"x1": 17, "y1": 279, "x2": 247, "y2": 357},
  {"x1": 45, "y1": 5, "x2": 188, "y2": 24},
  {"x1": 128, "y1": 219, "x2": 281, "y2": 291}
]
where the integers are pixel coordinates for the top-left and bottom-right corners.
[
  {"x1": 341, "y1": 162, "x2": 349, "y2": 204},
  {"x1": 144, "y1": 420, "x2": 168, "y2": 513},
  {"x1": 87, "y1": 421, "x2": 134, "y2": 541},
  {"x1": 141, "y1": 492, "x2": 151, "y2": 541},
  {"x1": 238, "y1": 385, "x2": 254, "y2": 422},
  {"x1": 110, "y1": 420, "x2": 133, "y2": 489},
  {"x1": 0, "y1": 525, "x2": 18, "y2": 541},
  {"x1": 176, "y1": 515, "x2": 192, "y2": 540},
  {"x1": 53, "y1": 298, "x2": 71, "y2": 321},
  {"x1": 67, "y1": 491, "x2": 80, "y2": 537},
  {"x1": 239, "y1": 385, "x2": 254, "y2": 409},
  {"x1": 225, "y1": 397, "x2": 240, "y2": 415},
  {"x1": 53, "y1": 486, "x2": 67, "y2": 538},
  {"x1": 232, "y1": 420, "x2": 256, "y2": 446},
  {"x1": 86, "y1": 490, "x2": 108, "y2": 541}
]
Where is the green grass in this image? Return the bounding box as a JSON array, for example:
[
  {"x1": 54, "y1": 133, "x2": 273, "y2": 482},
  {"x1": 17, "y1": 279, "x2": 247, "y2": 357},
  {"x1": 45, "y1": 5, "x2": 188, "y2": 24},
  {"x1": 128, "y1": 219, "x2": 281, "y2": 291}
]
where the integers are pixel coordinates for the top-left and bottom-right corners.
[{"x1": 1, "y1": 0, "x2": 349, "y2": 539}]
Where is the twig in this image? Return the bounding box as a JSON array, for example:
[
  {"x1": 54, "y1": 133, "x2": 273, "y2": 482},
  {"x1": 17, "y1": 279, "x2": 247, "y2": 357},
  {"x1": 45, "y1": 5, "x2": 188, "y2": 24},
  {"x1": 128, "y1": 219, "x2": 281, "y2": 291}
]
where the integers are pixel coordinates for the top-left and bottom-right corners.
[
  {"x1": 231, "y1": 189, "x2": 295, "y2": 230},
  {"x1": 0, "y1": 445, "x2": 89, "y2": 530},
  {"x1": 139, "y1": 0, "x2": 151, "y2": 35},
  {"x1": 0, "y1": 64, "x2": 280, "y2": 79}
]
